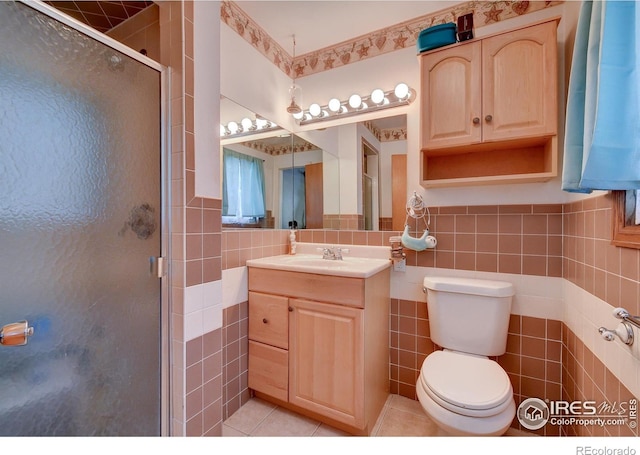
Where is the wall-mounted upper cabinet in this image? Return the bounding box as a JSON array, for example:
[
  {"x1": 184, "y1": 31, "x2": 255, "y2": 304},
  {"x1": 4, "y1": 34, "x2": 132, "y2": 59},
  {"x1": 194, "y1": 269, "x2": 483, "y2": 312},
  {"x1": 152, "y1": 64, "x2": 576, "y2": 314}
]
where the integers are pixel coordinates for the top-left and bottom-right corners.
[{"x1": 419, "y1": 18, "x2": 559, "y2": 188}]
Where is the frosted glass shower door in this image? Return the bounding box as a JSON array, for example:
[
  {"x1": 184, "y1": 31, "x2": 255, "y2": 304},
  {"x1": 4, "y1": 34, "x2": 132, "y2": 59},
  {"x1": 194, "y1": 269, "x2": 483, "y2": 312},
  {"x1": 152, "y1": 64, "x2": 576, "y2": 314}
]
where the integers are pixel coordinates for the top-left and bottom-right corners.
[{"x1": 0, "y1": 2, "x2": 164, "y2": 435}]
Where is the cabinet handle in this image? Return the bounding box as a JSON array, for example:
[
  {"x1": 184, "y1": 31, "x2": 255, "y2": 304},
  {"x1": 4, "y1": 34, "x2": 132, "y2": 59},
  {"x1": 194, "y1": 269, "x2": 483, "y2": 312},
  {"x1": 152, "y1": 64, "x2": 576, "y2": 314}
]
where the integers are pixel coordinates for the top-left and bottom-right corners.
[
  {"x1": 485, "y1": 114, "x2": 493, "y2": 123},
  {"x1": 472, "y1": 117, "x2": 480, "y2": 124},
  {"x1": 288, "y1": 307, "x2": 293, "y2": 312},
  {"x1": 262, "y1": 318, "x2": 268, "y2": 324}
]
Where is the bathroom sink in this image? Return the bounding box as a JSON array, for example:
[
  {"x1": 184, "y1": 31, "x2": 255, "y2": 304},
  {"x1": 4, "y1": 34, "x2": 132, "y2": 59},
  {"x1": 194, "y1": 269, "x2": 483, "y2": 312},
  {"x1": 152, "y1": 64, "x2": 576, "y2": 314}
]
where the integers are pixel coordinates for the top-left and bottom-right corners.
[{"x1": 246, "y1": 254, "x2": 390, "y2": 278}]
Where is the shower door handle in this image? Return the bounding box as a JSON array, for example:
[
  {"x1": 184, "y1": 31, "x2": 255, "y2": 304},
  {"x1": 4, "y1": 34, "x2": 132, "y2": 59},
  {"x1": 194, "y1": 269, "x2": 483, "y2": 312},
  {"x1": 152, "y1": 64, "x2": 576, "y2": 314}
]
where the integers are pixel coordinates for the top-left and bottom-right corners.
[{"x1": 0, "y1": 320, "x2": 34, "y2": 346}]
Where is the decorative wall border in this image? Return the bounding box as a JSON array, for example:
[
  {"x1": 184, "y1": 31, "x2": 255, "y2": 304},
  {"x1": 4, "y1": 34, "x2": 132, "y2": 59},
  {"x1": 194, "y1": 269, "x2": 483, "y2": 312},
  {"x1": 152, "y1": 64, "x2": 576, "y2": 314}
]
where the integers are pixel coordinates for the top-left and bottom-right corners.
[
  {"x1": 239, "y1": 137, "x2": 321, "y2": 156},
  {"x1": 363, "y1": 120, "x2": 408, "y2": 142},
  {"x1": 221, "y1": 1, "x2": 563, "y2": 78}
]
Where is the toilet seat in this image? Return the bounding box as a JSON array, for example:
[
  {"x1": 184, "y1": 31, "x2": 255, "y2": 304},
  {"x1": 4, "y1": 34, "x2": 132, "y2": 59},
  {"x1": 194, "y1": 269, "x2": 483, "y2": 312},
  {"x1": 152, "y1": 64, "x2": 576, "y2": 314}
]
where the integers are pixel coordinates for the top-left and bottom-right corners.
[{"x1": 420, "y1": 350, "x2": 513, "y2": 418}]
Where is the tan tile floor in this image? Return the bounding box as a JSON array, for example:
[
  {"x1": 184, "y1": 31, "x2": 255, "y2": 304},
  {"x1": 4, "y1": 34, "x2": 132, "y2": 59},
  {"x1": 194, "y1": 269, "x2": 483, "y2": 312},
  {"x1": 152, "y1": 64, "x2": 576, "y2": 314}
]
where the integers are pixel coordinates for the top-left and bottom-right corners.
[{"x1": 223, "y1": 394, "x2": 530, "y2": 437}]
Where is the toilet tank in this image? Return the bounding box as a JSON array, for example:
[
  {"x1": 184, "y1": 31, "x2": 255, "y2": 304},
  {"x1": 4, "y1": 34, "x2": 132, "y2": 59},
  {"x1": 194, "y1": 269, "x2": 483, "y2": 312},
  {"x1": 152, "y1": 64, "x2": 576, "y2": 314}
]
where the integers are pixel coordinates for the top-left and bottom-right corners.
[{"x1": 423, "y1": 276, "x2": 514, "y2": 357}]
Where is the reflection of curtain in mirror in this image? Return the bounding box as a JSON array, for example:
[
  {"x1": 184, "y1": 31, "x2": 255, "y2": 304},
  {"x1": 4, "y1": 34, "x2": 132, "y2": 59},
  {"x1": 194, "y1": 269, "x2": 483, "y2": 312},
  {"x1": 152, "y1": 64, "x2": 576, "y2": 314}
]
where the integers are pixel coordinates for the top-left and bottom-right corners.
[
  {"x1": 281, "y1": 167, "x2": 306, "y2": 229},
  {"x1": 222, "y1": 149, "x2": 266, "y2": 221}
]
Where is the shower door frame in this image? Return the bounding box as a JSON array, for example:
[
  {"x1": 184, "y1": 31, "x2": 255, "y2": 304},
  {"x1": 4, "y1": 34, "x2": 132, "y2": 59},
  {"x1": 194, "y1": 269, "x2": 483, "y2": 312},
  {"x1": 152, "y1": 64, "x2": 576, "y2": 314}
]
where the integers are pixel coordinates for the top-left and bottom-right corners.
[{"x1": 22, "y1": 0, "x2": 172, "y2": 435}]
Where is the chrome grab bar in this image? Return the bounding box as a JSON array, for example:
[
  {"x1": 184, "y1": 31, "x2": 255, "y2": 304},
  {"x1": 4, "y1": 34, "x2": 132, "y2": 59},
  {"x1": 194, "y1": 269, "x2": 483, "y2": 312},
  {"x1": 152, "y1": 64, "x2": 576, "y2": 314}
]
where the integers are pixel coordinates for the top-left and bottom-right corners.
[
  {"x1": 598, "y1": 307, "x2": 639, "y2": 347},
  {"x1": 613, "y1": 307, "x2": 640, "y2": 330}
]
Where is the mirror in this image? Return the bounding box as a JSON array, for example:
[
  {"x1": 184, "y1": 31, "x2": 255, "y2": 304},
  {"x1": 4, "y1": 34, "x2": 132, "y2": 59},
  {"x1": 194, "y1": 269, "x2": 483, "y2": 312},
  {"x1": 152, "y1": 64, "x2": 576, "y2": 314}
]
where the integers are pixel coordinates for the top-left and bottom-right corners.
[
  {"x1": 221, "y1": 96, "x2": 337, "y2": 229},
  {"x1": 220, "y1": 96, "x2": 407, "y2": 230}
]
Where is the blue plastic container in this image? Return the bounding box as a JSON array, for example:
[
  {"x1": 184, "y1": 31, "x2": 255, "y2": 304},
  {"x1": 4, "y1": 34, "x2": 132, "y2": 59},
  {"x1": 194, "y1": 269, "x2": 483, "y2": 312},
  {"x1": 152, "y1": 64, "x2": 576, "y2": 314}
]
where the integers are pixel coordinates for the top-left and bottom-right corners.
[{"x1": 417, "y1": 23, "x2": 457, "y2": 53}]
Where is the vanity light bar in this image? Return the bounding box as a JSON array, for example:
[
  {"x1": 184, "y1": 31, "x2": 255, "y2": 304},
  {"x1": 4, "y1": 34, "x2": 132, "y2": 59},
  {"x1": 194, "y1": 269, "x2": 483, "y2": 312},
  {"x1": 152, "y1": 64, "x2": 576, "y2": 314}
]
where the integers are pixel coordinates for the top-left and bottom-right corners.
[
  {"x1": 220, "y1": 118, "x2": 283, "y2": 139},
  {"x1": 296, "y1": 83, "x2": 415, "y2": 126}
]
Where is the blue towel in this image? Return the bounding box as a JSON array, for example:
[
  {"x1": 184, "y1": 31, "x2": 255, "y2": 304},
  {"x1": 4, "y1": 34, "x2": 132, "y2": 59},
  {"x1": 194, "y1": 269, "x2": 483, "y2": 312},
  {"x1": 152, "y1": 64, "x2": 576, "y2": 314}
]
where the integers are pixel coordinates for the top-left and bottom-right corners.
[{"x1": 562, "y1": 0, "x2": 640, "y2": 192}]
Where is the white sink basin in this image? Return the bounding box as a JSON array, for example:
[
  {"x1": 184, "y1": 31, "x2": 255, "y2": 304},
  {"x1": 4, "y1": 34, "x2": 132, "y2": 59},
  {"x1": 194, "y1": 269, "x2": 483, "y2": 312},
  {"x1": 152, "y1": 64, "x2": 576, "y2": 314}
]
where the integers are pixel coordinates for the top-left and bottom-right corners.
[{"x1": 246, "y1": 253, "x2": 391, "y2": 278}]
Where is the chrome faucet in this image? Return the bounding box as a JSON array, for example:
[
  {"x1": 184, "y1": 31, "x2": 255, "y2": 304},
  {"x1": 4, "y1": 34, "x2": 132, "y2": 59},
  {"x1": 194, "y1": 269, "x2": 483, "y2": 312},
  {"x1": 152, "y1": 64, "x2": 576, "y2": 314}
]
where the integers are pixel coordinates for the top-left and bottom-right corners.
[{"x1": 320, "y1": 246, "x2": 349, "y2": 260}]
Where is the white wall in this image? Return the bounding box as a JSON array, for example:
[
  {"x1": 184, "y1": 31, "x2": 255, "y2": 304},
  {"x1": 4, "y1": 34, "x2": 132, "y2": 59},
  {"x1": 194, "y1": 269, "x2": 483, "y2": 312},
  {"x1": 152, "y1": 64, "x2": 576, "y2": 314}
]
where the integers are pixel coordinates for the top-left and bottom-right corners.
[
  {"x1": 220, "y1": 2, "x2": 594, "y2": 208},
  {"x1": 194, "y1": 1, "x2": 221, "y2": 199}
]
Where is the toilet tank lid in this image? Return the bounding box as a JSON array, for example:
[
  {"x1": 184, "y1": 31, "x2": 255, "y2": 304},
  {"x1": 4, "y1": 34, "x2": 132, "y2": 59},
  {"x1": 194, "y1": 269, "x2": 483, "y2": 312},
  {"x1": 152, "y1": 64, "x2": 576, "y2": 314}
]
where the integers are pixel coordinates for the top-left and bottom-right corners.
[{"x1": 423, "y1": 276, "x2": 514, "y2": 297}]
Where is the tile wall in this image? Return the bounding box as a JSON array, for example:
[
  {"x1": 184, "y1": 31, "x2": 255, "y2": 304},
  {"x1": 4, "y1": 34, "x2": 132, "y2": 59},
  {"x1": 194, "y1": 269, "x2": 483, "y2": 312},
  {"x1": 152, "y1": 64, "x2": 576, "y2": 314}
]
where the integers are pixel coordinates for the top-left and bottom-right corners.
[
  {"x1": 105, "y1": 3, "x2": 160, "y2": 60},
  {"x1": 157, "y1": 1, "x2": 223, "y2": 436},
  {"x1": 562, "y1": 194, "x2": 639, "y2": 437},
  {"x1": 221, "y1": 200, "x2": 640, "y2": 436},
  {"x1": 110, "y1": 5, "x2": 638, "y2": 437}
]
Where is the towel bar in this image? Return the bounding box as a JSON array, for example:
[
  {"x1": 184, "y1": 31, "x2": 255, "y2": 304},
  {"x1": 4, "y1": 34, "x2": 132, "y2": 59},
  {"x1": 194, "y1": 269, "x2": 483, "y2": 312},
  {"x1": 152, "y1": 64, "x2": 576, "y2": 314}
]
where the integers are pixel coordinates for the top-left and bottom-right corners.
[{"x1": 613, "y1": 307, "x2": 640, "y2": 330}]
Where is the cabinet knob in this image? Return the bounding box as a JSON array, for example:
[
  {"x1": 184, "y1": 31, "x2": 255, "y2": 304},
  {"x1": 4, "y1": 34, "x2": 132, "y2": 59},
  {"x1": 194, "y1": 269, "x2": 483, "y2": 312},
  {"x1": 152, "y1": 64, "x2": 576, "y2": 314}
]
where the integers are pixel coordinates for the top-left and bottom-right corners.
[
  {"x1": 288, "y1": 307, "x2": 293, "y2": 312},
  {"x1": 262, "y1": 318, "x2": 268, "y2": 324},
  {"x1": 472, "y1": 117, "x2": 480, "y2": 124},
  {"x1": 485, "y1": 114, "x2": 493, "y2": 123}
]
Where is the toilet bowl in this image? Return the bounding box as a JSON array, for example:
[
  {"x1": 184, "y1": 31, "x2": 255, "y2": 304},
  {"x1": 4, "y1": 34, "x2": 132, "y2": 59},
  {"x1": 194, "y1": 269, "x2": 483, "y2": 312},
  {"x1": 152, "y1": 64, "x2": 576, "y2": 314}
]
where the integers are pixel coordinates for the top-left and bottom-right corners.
[
  {"x1": 417, "y1": 276, "x2": 516, "y2": 436},
  {"x1": 416, "y1": 350, "x2": 515, "y2": 436}
]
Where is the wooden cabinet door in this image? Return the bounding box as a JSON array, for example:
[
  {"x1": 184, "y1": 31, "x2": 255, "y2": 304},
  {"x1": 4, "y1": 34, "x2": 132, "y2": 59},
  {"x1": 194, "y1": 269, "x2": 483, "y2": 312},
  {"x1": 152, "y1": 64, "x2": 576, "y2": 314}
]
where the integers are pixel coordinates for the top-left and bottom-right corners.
[
  {"x1": 288, "y1": 298, "x2": 364, "y2": 428},
  {"x1": 420, "y1": 41, "x2": 482, "y2": 149},
  {"x1": 481, "y1": 20, "x2": 557, "y2": 142},
  {"x1": 249, "y1": 291, "x2": 289, "y2": 349}
]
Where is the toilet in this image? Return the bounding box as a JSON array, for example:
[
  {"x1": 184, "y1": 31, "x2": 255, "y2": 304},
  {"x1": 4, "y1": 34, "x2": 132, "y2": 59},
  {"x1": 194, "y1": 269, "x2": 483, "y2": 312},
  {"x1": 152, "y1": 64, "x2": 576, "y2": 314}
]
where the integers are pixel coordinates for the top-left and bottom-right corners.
[{"x1": 416, "y1": 276, "x2": 516, "y2": 436}]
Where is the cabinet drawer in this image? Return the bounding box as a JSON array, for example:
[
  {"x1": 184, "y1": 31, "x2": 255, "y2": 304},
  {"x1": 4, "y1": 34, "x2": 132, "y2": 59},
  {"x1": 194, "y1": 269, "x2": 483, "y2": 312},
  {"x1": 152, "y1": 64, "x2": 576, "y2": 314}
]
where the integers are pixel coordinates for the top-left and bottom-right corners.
[
  {"x1": 249, "y1": 291, "x2": 289, "y2": 349},
  {"x1": 248, "y1": 340, "x2": 288, "y2": 402}
]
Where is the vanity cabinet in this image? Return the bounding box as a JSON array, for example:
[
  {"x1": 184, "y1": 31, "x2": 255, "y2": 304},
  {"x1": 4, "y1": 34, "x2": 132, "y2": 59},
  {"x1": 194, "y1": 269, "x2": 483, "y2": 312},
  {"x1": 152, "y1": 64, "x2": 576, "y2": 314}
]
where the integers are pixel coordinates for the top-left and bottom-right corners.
[
  {"x1": 247, "y1": 267, "x2": 390, "y2": 435},
  {"x1": 419, "y1": 18, "x2": 559, "y2": 187}
]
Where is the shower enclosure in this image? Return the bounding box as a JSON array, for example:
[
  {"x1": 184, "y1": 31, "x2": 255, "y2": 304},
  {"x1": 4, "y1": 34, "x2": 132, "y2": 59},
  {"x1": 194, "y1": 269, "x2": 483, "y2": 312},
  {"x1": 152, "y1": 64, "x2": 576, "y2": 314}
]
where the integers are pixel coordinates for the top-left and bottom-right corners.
[{"x1": 0, "y1": 1, "x2": 169, "y2": 435}]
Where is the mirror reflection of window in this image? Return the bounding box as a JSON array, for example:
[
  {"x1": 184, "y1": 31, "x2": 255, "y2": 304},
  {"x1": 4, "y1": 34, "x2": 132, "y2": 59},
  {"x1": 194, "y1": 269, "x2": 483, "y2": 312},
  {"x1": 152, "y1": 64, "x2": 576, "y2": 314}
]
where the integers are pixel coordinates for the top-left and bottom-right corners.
[{"x1": 222, "y1": 148, "x2": 266, "y2": 226}]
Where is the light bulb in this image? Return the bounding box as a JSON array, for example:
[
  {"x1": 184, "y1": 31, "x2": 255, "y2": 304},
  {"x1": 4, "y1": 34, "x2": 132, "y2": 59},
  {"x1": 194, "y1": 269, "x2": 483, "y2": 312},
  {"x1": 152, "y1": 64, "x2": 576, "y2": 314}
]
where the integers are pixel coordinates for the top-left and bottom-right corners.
[
  {"x1": 394, "y1": 83, "x2": 410, "y2": 100},
  {"x1": 292, "y1": 111, "x2": 304, "y2": 120},
  {"x1": 255, "y1": 118, "x2": 267, "y2": 129},
  {"x1": 241, "y1": 118, "x2": 253, "y2": 131},
  {"x1": 328, "y1": 98, "x2": 341, "y2": 112},
  {"x1": 219, "y1": 124, "x2": 226, "y2": 136},
  {"x1": 361, "y1": 102, "x2": 368, "y2": 110},
  {"x1": 227, "y1": 121, "x2": 239, "y2": 134},
  {"x1": 304, "y1": 113, "x2": 312, "y2": 121},
  {"x1": 309, "y1": 103, "x2": 321, "y2": 117},
  {"x1": 370, "y1": 88, "x2": 385, "y2": 104},
  {"x1": 349, "y1": 94, "x2": 362, "y2": 109}
]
